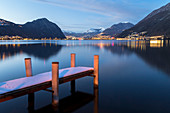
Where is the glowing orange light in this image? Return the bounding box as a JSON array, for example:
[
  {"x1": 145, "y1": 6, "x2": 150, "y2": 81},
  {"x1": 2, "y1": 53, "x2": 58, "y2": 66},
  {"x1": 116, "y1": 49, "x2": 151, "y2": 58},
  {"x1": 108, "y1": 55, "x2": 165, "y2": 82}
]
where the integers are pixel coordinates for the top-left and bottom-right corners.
[
  {"x1": 99, "y1": 43, "x2": 104, "y2": 48},
  {"x1": 2, "y1": 53, "x2": 5, "y2": 61}
]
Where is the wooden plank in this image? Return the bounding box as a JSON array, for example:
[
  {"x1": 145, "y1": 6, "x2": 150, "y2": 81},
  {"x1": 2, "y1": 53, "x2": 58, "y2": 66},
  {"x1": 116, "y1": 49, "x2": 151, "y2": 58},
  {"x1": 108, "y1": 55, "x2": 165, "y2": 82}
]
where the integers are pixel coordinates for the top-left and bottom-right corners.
[
  {"x1": 59, "y1": 70, "x2": 94, "y2": 84},
  {"x1": 0, "y1": 69, "x2": 94, "y2": 102},
  {"x1": 0, "y1": 81, "x2": 51, "y2": 102}
]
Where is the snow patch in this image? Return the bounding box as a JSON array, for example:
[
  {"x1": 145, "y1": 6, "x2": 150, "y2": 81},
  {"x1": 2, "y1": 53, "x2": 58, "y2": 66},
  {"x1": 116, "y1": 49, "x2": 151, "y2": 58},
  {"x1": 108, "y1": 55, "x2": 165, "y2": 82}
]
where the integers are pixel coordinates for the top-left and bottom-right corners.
[{"x1": 0, "y1": 67, "x2": 93, "y2": 94}]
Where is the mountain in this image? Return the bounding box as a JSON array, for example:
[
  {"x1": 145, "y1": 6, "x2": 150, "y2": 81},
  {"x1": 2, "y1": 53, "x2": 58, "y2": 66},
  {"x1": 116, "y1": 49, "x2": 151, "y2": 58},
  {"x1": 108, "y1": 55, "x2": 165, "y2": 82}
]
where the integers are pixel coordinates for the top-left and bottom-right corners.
[
  {"x1": 102, "y1": 22, "x2": 134, "y2": 37},
  {"x1": 118, "y1": 3, "x2": 170, "y2": 38},
  {"x1": 64, "y1": 28, "x2": 104, "y2": 38},
  {"x1": 0, "y1": 19, "x2": 16, "y2": 26},
  {"x1": 0, "y1": 18, "x2": 65, "y2": 39}
]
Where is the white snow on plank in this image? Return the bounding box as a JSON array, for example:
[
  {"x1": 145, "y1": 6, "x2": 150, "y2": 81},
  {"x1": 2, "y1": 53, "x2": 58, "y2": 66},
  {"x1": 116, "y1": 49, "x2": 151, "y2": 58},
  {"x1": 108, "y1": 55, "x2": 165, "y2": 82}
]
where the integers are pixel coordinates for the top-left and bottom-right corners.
[{"x1": 0, "y1": 67, "x2": 93, "y2": 95}]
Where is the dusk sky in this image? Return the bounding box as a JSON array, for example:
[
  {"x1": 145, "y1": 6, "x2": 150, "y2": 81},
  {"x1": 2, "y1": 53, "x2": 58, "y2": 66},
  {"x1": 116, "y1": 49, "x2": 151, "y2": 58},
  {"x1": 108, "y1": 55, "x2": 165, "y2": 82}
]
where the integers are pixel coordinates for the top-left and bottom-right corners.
[{"x1": 0, "y1": 0, "x2": 169, "y2": 32}]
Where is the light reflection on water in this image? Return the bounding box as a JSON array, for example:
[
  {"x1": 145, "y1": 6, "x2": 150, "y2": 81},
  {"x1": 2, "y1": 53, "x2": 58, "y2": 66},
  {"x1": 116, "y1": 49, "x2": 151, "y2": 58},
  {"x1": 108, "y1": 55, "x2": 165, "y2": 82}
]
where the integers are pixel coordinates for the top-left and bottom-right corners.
[{"x1": 1, "y1": 40, "x2": 170, "y2": 113}]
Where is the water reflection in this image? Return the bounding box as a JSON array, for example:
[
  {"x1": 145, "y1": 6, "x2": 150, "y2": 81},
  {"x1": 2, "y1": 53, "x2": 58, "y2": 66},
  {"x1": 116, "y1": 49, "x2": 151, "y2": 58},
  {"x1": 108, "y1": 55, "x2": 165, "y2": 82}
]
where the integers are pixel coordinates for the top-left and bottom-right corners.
[
  {"x1": 1, "y1": 40, "x2": 170, "y2": 113},
  {"x1": 0, "y1": 43, "x2": 62, "y2": 60},
  {"x1": 1, "y1": 40, "x2": 170, "y2": 76},
  {"x1": 31, "y1": 90, "x2": 98, "y2": 113},
  {"x1": 103, "y1": 40, "x2": 170, "y2": 75}
]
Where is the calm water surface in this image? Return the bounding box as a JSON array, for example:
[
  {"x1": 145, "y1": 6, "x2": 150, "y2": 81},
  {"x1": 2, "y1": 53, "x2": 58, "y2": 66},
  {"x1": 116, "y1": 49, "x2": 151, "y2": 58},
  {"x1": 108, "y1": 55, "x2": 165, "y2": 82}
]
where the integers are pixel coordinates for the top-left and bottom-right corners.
[{"x1": 1, "y1": 40, "x2": 170, "y2": 113}]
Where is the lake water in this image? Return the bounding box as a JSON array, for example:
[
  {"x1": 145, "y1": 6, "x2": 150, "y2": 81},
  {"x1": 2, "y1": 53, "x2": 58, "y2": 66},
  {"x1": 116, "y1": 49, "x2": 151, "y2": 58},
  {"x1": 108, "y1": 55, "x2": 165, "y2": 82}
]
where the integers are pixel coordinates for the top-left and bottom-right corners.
[{"x1": 1, "y1": 40, "x2": 170, "y2": 113}]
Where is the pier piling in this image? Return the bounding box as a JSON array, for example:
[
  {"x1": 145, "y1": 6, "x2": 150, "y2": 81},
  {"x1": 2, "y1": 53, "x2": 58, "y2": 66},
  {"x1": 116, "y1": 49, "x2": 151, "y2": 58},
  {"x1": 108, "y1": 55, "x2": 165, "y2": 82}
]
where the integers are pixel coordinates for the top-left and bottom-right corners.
[
  {"x1": 71, "y1": 53, "x2": 76, "y2": 94},
  {"x1": 25, "y1": 58, "x2": 34, "y2": 111},
  {"x1": 1, "y1": 54, "x2": 99, "y2": 111},
  {"x1": 25, "y1": 58, "x2": 33, "y2": 77},
  {"x1": 52, "y1": 62, "x2": 59, "y2": 107},
  {"x1": 94, "y1": 55, "x2": 99, "y2": 88}
]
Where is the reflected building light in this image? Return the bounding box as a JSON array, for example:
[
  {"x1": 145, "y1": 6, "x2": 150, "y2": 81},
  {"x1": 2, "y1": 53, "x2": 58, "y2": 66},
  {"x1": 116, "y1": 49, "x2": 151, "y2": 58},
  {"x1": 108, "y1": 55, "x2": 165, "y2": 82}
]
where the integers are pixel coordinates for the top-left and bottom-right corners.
[
  {"x1": 13, "y1": 44, "x2": 16, "y2": 48},
  {"x1": 150, "y1": 40, "x2": 160, "y2": 44},
  {"x1": 136, "y1": 41, "x2": 139, "y2": 48},
  {"x1": 99, "y1": 43, "x2": 104, "y2": 49},
  {"x1": 141, "y1": 45, "x2": 143, "y2": 50},
  {"x1": 127, "y1": 41, "x2": 130, "y2": 47},
  {"x1": 161, "y1": 40, "x2": 163, "y2": 47},
  {"x1": 44, "y1": 59, "x2": 46, "y2": 65},
  {"x1": 6, "y1": 44, "x2": 8, "y2": 49},
  {"x1": 131, "y1": 41, "x2": 136, "y2": 48},
  {"x1": 44, "y1": 42, "x2": 46, "y2": 47},
  {"x1": 166, "y1": 40, "x2": 168, "y2": 47},
  {"x1": 150, "y1": 40, "x2": 163, "y2": 48},
  {"x1": 3, "y1": 52, "x2": 5, "y2": 61},
  {"x1": 17, "y1": 44, "x2": 20, "y2": 47}
]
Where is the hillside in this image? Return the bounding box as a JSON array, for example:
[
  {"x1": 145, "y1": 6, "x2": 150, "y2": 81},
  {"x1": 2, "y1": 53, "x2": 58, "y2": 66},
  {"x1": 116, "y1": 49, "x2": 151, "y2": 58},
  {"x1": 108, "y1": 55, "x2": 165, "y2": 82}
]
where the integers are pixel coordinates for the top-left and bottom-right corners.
[
  {"x1": 102, "y1": 22, "x2": 134, "y2": 37},
  {"x1": 118, "y1": 3, "x2": 170, "y2": 38}
]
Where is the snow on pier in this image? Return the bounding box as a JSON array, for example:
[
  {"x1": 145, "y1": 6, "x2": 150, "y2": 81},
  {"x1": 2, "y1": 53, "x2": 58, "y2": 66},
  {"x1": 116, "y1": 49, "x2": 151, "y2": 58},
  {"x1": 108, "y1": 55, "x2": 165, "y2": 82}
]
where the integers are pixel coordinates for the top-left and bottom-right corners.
[{"x1": 0, "y1": 67, "x2": 93, "y2": 95}]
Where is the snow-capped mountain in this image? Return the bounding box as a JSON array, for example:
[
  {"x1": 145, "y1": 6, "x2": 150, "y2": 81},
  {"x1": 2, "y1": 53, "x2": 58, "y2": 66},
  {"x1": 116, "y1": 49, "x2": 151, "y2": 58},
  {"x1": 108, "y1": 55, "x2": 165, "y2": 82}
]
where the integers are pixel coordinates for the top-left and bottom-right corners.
[{"x1": 64, "y1": 27, "x2": 104, "y2": 38}]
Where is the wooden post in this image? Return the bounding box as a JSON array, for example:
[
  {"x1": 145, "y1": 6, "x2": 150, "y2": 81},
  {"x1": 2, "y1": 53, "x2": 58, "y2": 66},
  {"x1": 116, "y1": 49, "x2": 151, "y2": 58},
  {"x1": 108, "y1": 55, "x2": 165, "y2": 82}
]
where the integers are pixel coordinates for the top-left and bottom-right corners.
[
  {"x1": 71, "y1": 53, "x2": 76, "y2": 94},
  {"x1": 94, "y1": 55, "x2": 99, "y2": 88},
  {"x1": 25, "y1": 58, "x2": 32, "y2": 77},
  {"x1": 93, "y1": 55, "x2": 99, "y2": 113},
  {"x1": 25, "y1": 58, "x2": 34, "y2": 112},
  {"x1": 71, "y1": 53, "x2": 75, "y2": 67},
  {"x1": 52, "y1": 62, "x2": 59, "y2": 107}
]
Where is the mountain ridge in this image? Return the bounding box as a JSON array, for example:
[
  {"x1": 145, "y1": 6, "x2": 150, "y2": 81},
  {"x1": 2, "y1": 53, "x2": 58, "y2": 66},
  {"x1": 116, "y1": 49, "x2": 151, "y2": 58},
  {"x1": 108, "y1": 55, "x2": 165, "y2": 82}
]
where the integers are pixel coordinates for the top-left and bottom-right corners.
[
  {"x1": 0, "y1": 18, "x2": 65, "y2": 39},
  {"x1": 102, "y1": 22, "x2": 134, "y2": 37}
]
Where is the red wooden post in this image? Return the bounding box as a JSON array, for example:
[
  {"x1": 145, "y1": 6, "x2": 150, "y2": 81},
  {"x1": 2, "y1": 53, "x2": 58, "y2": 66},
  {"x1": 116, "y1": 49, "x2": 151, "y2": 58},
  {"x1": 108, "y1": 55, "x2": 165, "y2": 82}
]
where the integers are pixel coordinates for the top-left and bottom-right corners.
[
  {"x1": 25, "y1": 58, "x2": 32, "y2": 77},
  {"x1": 52, "y1": 62, "x2": 59, "y2": 106},
  {"x1": 25, "y1": 58, "x2": 34, "y2": 112},
  {"x1": 94, "y1": 55, "x2": 99, "y2": 88},
  {"x1": 93, "y1": 55, "x2": 99, "y2": 113},
  {"x1": 71, "y1": 53, "x2": 76, "y2": 94}
]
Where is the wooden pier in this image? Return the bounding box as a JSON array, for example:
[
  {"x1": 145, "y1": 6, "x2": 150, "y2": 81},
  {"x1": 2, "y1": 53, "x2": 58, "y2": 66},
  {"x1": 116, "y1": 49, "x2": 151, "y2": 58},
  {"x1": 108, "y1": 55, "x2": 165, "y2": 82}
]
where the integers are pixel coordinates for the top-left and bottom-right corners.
[{"x1": 0, "y1": 53, "x2": 99, "y2": 110}]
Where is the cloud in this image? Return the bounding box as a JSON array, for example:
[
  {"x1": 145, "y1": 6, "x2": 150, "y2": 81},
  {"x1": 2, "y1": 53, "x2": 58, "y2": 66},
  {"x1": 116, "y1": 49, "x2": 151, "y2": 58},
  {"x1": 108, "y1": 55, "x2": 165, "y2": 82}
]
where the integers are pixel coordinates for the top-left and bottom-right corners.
[
  {"x1": 33, "y1": 0, "x2": 136, "y2": 18},
  {"x1": 32, "y1": 0, "x2": 168, "y2": 32}
]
